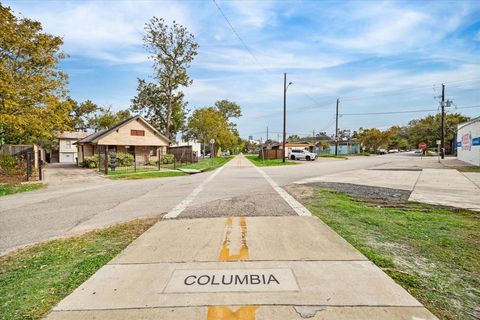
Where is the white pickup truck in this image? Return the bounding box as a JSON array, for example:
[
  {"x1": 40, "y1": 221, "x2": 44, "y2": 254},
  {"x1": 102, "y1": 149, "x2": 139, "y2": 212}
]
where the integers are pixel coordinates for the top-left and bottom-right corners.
[{"x1": 288, "y1": 149, "x2": 316, "y2": 161}]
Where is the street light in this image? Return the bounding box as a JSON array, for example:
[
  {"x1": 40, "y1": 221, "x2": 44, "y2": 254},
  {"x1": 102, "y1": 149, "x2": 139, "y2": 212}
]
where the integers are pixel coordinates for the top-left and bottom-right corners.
[{"x1": 282, "y1": 72, "x2": 292, "y2": 163}]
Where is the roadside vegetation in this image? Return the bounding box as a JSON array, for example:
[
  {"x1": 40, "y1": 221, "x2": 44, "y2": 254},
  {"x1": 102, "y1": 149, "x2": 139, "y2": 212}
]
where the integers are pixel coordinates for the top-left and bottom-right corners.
[
  {"x1": 0, "y1": 183, "x2": 44, "y2": 197},
  {"x1": 177, "y1": 156, "x2": 234, "y2": 172},
  {"x1": 298, "y1": 187, "x2": 479, "y2": 320},
  {"x1": 0, "y1": 217, "x2": 160, "y2": 320},
  {"x1": 455, "y1": 166, "x2": 480, "y2": 173},
  {"x1": 317, "y1": 154, "x2": 348, "y2": 159},
  {"x1": 245, "y1": 155, "x2": 297, "y2": 167},
  {"x1": 107, "y1": 171, "x2": 187, "y2": 180}
]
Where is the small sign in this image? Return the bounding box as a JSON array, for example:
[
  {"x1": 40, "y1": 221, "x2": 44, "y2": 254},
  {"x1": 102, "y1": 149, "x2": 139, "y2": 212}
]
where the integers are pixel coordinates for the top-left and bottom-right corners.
[
  {"x1": 210, "y1": 138, "x2": 215, "y2": 144},
  {"x1": 436, "y1": 140, "x2": 441, "y2": 145},
  {"x1": 418, "y1": 142, "x2": 427, "y2": 149},
  {"x1": 164, "y1": 268, "x2": 299, "y2": 293}
]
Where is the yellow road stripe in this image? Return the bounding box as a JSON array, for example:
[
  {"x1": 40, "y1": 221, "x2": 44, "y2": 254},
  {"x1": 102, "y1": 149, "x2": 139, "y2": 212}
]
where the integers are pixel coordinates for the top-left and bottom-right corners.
[
  {"x1": 218, "y1": 217, "x2": 249, "y2": 261},
  {"x1": 207, "y1": 217, "x2": 258, "y2": 319}
]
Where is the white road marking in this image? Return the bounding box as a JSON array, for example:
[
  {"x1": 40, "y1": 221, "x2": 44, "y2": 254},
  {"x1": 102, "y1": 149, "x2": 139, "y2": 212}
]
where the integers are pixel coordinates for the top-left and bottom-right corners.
[
  {"x1": 253, "y1": 166, "x2": 312, "y2": 216},
  {"x1": 164, "y1": 165, "x2": 226, "y2": 219}
]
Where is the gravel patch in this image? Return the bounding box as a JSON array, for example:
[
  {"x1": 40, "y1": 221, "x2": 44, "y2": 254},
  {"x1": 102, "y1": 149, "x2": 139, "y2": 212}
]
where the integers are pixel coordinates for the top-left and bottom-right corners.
[{"x1": 303, "y1": 182, "x2": 411, "y2": 202}]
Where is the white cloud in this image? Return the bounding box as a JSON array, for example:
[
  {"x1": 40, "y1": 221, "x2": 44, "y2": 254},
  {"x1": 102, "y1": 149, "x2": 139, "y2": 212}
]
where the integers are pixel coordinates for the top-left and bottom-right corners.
[
  {"x1": 8, "y1": 0, "x2": 192, "y2": 64},
  {"x1": 319, "y1": 2, "x2": 468, "y2": 55}
]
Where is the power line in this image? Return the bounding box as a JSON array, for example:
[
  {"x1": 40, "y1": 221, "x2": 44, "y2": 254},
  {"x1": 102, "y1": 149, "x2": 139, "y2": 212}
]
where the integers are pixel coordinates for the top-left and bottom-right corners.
[
  {"x1": 341, "y1": 78, "x2": 480, "y2": 101},
  {"x1": 211, "y1": 0, "x2": 333, "y2": 109},
  {"x1": 211, "y1": 0, "x2": 269, "y2": 75},
  {"x1": 341, "y1": 105, "x2": 480, "y2": 116}
]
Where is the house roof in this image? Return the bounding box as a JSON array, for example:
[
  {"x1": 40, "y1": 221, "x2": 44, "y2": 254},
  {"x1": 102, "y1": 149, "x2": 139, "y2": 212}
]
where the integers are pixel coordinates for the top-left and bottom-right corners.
[
  {"x1": 458, "y1": 116, "x2": 480, "y2": 130},
  {"x1": 76, "y1": 116, "x2": 170, "y2": 144},
  {"x1": 285, "y1": 142, "x2": 315, "y2": 147},
  {"x1": 55, "y1": 131, "x2": 90, "y2": 140}
]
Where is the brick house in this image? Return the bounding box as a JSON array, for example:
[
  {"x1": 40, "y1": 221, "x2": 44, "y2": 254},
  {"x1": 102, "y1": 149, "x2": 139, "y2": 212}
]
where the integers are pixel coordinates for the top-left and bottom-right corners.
[{"x1": 75, "y1": 116, "x2": 170, "y2": 166}]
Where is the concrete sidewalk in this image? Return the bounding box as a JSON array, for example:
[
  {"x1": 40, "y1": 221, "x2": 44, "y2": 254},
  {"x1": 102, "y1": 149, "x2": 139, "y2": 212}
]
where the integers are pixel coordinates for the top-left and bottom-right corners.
[
  {"x1": 45, "y1": 155, "x2": 437, "y2": 319},
  {"x1": 296, "y1": 168, "x2": 480, "y2": 211},
  {"x1": 409, "y1": 169, "x2": 480, "y2": 211},
  {"x1": 47, "y1": 217, "x2": 436, "y2": 319}
]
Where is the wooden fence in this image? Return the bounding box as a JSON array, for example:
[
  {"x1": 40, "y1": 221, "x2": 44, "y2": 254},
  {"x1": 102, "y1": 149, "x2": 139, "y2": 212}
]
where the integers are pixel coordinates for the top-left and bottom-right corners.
[
  {"x1": 259, "y1": 149, "x2": 284, "y2": 160},
  {"x1": 167, "y1": 145, "x2": 198, "y2": 164}
]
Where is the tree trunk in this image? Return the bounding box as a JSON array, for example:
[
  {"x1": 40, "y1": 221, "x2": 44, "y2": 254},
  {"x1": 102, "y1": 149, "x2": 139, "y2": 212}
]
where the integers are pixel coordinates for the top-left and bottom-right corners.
[{"x1": 166, "y1": 94, "x2": 172, "y2": 139}]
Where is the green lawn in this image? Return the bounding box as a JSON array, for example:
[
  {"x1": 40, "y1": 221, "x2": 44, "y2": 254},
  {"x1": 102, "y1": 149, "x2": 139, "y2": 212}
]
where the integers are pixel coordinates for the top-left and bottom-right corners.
[
  {"x1": 0, "y1": 217, "x2": 159, "y2": 320},
  {"x1": 0, "y1": 183, "x2": 44, "y2": 197},
  {"x1": 245, "y1": 155, "x2": 297, "y2": 167},
  {"x1": 107, "y1": 170, "x2": 187, "y2": 180},
  {"x1": 455, "y1": 166, "x2": 480, "y2": 173},
  {"x1": 302, "y1": 188, "x2": 479, "y2": 320},
  {"x1": 177, "y1": 156, "x2": 234, "y2": 172}
]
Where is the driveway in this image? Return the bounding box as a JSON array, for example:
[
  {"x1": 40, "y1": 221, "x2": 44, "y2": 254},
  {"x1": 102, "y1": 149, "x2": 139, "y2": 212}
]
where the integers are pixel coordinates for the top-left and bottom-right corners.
[{"x1": 43, "y1": 163, "x2": 106, "y2": 189}]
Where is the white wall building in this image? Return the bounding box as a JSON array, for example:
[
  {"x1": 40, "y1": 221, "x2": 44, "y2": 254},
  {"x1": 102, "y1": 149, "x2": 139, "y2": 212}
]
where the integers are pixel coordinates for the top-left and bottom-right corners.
[
  {"x1": 457, "y1": 116, "x2": 480, "y2": 166},
  {"x1": 55, "y1": 131, "x2": 90, "y2": 163},
  {"x1": 173, "y1": 138, "x2": 202, "y2": 156}
]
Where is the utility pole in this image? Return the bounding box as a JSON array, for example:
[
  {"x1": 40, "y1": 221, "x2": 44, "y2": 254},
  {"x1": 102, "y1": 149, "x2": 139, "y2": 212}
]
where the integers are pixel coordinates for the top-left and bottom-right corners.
[
  {"x1": 277, "y1": 133, "x2": 280, "y2": 143},
  {"x1": 335, "y1": 98, "x2": 339, "y2": 156},
  {"x1": 266, "y1": 126, "x2": 269, "y2": 142},
  {"x1": 441, "y1": 84, "x2": 445, "y2": 159},
  {"x1": 283, "y1": 73, "x2": 287, "y2": 163},
  {"x1": 312, "y1": 129, "x2": 315, "y2": 142}
]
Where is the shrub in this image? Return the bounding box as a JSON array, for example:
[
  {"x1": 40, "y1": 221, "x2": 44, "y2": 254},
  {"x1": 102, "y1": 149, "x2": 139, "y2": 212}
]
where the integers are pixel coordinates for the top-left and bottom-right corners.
[
  {"x1": 0, "y1": 153, "x2": 20, "y2": 174},
  {"x1": 162, "y1": 154, "x2": 175, "y2": 164},
  {"x1": 82, "y1": 154, "x2": 99, "y2": 168},
  {"x1": 115, "y1": 152, "x2": 134, "y2": 167}
]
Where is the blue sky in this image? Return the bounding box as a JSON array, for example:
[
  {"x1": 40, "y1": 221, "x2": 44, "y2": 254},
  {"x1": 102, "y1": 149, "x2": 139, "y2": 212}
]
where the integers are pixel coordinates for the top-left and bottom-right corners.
[{"x1": 6, "y1": 0, "x2": 480, "y2": 139}]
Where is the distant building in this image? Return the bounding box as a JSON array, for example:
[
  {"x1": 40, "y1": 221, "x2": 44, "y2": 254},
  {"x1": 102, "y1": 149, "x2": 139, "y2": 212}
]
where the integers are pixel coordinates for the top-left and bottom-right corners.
[
  {"x1": 53, "y1": 131, "x2": 90, "y2": 163},
  {"x1": 457, "y1": 116, "x2": 480, "y2": 166},
  {"x1": 172, "y1": 138, "x2": 202, "y2": 157}
]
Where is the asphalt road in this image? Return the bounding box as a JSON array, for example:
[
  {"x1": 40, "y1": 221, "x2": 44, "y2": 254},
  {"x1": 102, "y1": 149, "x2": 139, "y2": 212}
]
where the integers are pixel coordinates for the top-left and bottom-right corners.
[{"x1": 0, "y1": 153, "x2": 445, "y2": 255}]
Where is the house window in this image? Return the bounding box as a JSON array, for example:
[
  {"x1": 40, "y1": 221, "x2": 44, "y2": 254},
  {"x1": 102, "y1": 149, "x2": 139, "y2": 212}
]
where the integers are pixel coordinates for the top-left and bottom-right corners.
[
  {"x1": 65, "y1": 140, "x2": 72, "y2": 149},
  {"x1": 150, "y1": 146, "x2": 157, "y2": 156},
  {"x1": 131, "y1": 129, "x2": 145, "y2": 136}
]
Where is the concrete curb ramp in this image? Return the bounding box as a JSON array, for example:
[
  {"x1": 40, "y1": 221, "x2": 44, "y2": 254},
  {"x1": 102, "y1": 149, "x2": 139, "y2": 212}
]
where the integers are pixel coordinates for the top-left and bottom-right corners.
[
  {"x1": 296, "y1": 168, "x2": 480, "y2": 211},
  {"x1": 47, "y1": 217, "x2": 437, "y2": 319}
]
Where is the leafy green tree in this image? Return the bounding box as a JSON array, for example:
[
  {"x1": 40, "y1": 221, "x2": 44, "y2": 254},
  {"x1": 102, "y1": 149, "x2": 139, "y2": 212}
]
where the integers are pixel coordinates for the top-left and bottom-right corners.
[
  {"x1": 407, "y1": 113, "x2": 469, "y2": 153},
  {"x1": 287, "y1": 135, "x2": 301, "y2": 142},
  {"x1": 89, "y1": 107, "x2": 131, "y2": 131},
  {"x1": 215, "y1": 100, "x2": 242, "y2": 120},
  {"x1": 357, "y1": 128, "x2": 389, "y2": 152},
  {"x1": 131, "y1": 79, "x2": 186, "y2": 137},
  {"x1": 132, "y1": 17, "x2": 198, "y2": 139},
  {"x1": 69, "y1": 98, "x2": 98, "y2": 130},
  {"x1": 0, "y1": 4, "x2": 72, "y2": 144},
  {"x1": 186, "y1": 100, "x2": 243, "y2": 154}
]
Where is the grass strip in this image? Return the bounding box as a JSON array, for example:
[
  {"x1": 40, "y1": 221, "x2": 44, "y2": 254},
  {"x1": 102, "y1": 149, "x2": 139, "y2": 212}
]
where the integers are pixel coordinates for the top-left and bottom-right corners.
[
  {"x1": 0, "y1": 217, "x2": 159, "y2": 320},
  {"x1": 455, "y1": 166, "x2": 480, "y2": 173},
  {"x1": 304, "y1": 189, "x2": 479, "y2": 320},
  {"x1": 177, "y1": 156, "x2": 234, "y2": 172},
  {"x1": 0, "y1": 183, "x2": 44, "y2": 197},
  {"x1": 245, "y1": 155, "x2": 297, "y2": 167},
  {"x1": 317, "y1": 154, "x2": 348, "y2": 159},
  {"x1": 107, "y1": 170, "x2": 187, "y2": 180}
]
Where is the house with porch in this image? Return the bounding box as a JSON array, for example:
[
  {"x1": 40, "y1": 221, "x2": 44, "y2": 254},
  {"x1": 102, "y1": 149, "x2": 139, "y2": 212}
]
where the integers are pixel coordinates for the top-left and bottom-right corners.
[{"x1": 75, "y1": 116, "x2": 170, "y2": 166}]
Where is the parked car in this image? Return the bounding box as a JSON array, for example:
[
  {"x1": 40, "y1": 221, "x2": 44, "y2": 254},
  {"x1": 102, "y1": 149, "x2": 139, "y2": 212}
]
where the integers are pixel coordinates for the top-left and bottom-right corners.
[
  {"x1": 414, "y1": 149, "x2": 422, "y2": 154},
  {"x1": 378, "y1": 148, "x2": 387, "y2": 154},
  {"x1": 388, "y1": 149, "x2": 399, "y2": 153},
  {"x1": 288, "y1": 149, "x2": 316, "y2": 161}
]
